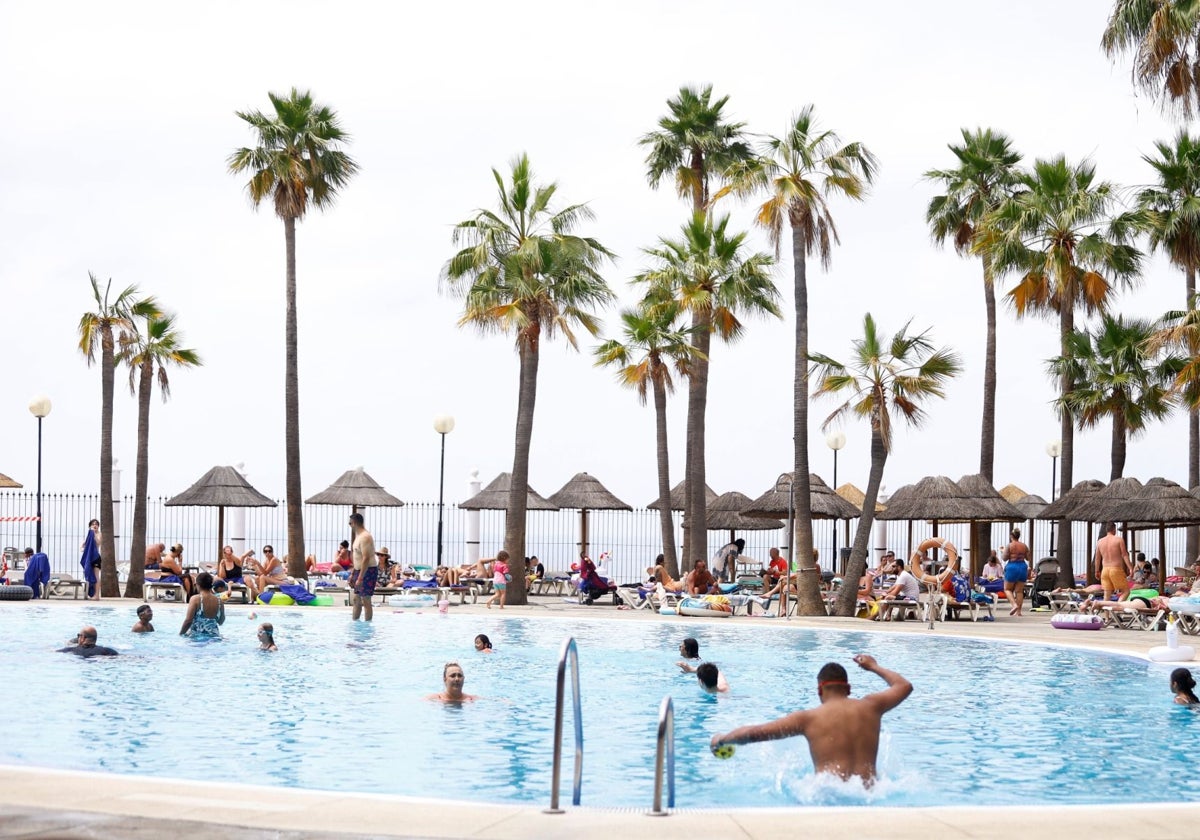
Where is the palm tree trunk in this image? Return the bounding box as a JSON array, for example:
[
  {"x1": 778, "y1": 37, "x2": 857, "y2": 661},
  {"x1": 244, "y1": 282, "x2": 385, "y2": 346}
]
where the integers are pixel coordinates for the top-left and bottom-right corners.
[
  {"x1": 283, "y1": 215, "x2": 306, "y2": 578},
  {"x1": 651, "y1": 367, "x2": 679, "y2": 578},
  {"x1": 1056, "y1": 305, "x2": 1075, "y2": 587},
  {"x1": 973, "y1": 254, "x2": 999, "y2": 577},
  {"x1": 834, "y1": 427, "x2": 887, "y2": 616},
  {"x1": 1188, "y1": 266, "x2": 1198, "y2": 563},
  {"x1": 684, "y1": 309, "x2": 711, "y2": 572},
  {"x1": 503, "y1": 330, "x2": 539, "y2": 606},
  {"x1": 100, "y1": 327, "x2": 119, "y2": 597},
  {"x1": 791, "y1": 223, "x2": 821, "y2": 615},
  {"x1": 128, "y1": 358, "x2": 153, "y2": 598},
  {"x1": 1110, "y1": 411, "x2": 1127, "y2": 481}
]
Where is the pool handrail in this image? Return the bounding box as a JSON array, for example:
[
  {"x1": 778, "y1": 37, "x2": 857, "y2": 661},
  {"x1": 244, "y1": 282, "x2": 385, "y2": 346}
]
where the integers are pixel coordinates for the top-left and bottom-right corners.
[
  {"x1": 649, "y1": 695, "x2": 675, "y2": 816},
  {"x1": 546, "y1": 636, "x2": 583, "y2": 813}
]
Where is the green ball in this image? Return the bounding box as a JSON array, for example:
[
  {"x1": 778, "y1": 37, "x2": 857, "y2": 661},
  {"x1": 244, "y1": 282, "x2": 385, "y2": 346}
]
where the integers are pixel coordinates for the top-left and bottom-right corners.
[{"x1": 711, "y1": 743, "x2": 736, "y2": 759}]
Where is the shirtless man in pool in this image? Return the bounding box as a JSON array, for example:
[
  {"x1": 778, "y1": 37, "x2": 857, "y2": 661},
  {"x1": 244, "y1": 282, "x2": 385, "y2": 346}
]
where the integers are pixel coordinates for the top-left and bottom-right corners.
[
  {"x1": 710, "y1": 654, "x2": 911, "y2": 785},
  {"x1": 1094, "y1": 521, "x2": 1133, "y2": 603}
]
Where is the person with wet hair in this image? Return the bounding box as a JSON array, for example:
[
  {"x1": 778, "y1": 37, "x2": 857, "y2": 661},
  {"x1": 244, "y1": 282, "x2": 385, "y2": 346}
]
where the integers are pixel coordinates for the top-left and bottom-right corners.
[
  {"x1": 678, "y1": 660, "x2": 729, "y2": 693},
  {"x1": 132, "y1": 605, "x2": 155, "y2": 633},
  {"x1": 1171, "y1": 668, "x2": 1199, "y2": 706},
  {"x1": 474, "y1": 634, "x2": 493, "y2": 653},
  {"x1": 428, "y1": 662, "x2": 477, "y2": 702},
  {"x1": 678, "y1": 637, "x2": 700, "y2": 660}
]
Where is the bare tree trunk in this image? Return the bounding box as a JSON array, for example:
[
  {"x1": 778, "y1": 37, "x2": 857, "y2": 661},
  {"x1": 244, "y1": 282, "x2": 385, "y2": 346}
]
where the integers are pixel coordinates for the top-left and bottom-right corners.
[
  {"x1": 1056, "y1": 305, "x2": 1075, "y2": 587},
  {"x1": 100, "y1": 327, "x2": 120, "y2": 597},
  {"x1": 652, "y1": 368, "x2": 679, "y2": 578},
  {"x1": 1188, "y1": 267, "x2": 1198, "y2": 563},
  {"x1": 503, "y1": 331, "x2": 539, "y2": 606},
  {"x1": 284, "y1": 216, "x2": 306, "y2": 578},
  {"x1": 791, "y1": 223, "x2": 822, "y2": 615},
  {"x1": 127, "y1": 358, "x2": 153, "y2": 598},
  {"x1": 683, "y1": 307, "x2": 711, "y2": 572},
  {"x1": 973, "y1": 253, "x2": 998, "y2": 577},
  {"x1": 834, "y1": 428, "x2": 887, "y2": 616},
  {"x1": 1111, "y1": 411, "x2": 1127, "y2": 481}
]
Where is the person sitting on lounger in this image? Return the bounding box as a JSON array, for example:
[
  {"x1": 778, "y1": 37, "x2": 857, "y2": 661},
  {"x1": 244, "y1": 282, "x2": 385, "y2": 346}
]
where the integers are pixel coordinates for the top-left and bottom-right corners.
[
  {"x1": 435, "y1": 565, "x2": 461, "y2": 586},
  {"x1": 216, "y1": 545, "x2": 251, "y2": 591},
  {"x1": 333, "y1": 540, "x2": 353, "y2": 578},
  {"x1": 249, "y1": 545, "x2": 287, "y2": 600},
  {"x1": 428, "y1": 662, "x2": 477, "y2": 703},
  {"x1": 647, "y1": 559, "x2": 684, "y2": 593},
  {"x1": 526, "y1": 555, "x2": 545, "y2": 586},
  {"x1": 685, "y1": 559, "x2": 719, "y2": 596},
  {"x1": 146, "y1": 543, "x2": 194, "y2": 597}
]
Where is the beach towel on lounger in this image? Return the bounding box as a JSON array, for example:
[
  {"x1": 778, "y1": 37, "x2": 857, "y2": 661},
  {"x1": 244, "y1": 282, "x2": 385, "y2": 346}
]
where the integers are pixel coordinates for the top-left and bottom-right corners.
[{"x1": 279, "y1": 583, "x2": 316, "y2": 604}]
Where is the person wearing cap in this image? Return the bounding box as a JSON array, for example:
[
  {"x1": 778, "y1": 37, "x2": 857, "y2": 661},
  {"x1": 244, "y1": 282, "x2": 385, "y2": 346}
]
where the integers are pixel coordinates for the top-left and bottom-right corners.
[
  {"x1": 23, "y1": 547, "x2": 51, "y2": 598},
  {"x1": 59, "y1": 626, "x2": 119, "y2": 658},
  {"x1": 349, "y1": 513, "x2": 378, "y2": 621}
]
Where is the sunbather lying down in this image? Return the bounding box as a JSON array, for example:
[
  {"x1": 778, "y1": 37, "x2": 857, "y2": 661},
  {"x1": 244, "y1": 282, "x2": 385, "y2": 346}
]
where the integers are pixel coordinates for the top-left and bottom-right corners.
[{"x1": 647, "y1": 564, "x2": 684, "y2": 593}]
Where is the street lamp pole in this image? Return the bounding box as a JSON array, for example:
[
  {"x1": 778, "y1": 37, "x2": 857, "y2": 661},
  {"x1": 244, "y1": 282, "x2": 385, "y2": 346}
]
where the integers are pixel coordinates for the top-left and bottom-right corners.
[
  {"x1": 433, "y1": 415, "x2": 456, "y2": 567},
  {"x1": 826, "y1": 430, "x2": 846, "y2": 574},
  {"x1": 29, "y1": 396, "x2": 52, "y2": 553},
  {"x1": 1046, "y1": 440, "x2": 1061, "y2": 558}
]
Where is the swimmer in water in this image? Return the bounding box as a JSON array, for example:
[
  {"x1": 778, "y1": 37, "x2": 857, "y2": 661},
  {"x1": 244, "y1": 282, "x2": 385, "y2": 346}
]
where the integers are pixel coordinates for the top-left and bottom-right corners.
[
  {"x1": 710, "y1": 654, "x2": 911, "y2": 785},
  {"x1": 428, "y1": 662, "x2": 478, "y2": 703},
  {"x1": 1171, "y1": 667, "x2": 1199, "y2": 706}
]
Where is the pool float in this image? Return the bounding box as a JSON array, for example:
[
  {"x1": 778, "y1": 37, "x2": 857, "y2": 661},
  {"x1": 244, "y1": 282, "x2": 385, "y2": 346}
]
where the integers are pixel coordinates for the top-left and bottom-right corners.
[
  {"x1": 678, "y1": 596, "x2": 732, "y2": 618},
  {"x1": 1149, "y1": 617, "x2": 1196, "y2": 662},
  {"x1": 308, "y1": 594, "x2": 334, "y2": 607},
  {"x1": 0, "y1": 584, "x2": 34, "y2": 601},
  {"x1": 256, "y1": 592, "x2": 295, "y2": 606},
  {"x1": 1169, "y1": 596, "x2": 1200, "y2": 615},
  {"x1": 1051, "y1": 614, "x2": 1104, "y2": 630},
  {"x1": 388, "y1": 593, "x2": 438, "y2": 608}
]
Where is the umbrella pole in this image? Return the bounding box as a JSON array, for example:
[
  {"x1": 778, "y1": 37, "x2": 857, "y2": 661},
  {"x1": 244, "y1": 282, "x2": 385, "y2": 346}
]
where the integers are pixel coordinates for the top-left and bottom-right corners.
[
  {"x1": 580, "y1": 509, "x2": 589, "y2": 560},
  {"x1": 1086, "y1": 522, "x2": 1096, "y2": 586},
  {"x1": 1160, "y1": 523, "x2": 1167, "y2": 596},
  {"x1": 218, "y1": 506, "x2": 225, "y2": 568}
]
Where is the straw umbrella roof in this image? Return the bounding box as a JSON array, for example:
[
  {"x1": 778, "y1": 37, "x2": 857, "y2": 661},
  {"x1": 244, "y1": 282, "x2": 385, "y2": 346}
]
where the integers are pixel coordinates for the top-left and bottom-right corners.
[
  {"x1": 953, "y1": 474, "x2": 1025, "y2": 522},
  {"x1": 998, "y1": 484, "x2": 1028, "y2": 504},
  {"x1": 874, "y1": 475, "x2": 979, "y2": 521},
  {"x1": 645, "y1": 480, "x2": 718, "y2": 511},
  {"x1": 1037, "y1": 479, "x2": 1106, "y2": 520},
  {"x1": 0, "y1": 472, "x2": 22, "y2": 489},
  {"x1": 165, "y1": 465, "x2": 277, "y2": 508},
  {"x1": 1013, "y1": 494, "x2": 1049, "y2": 518},
  {"x1": 1066, "y1": 476, "x2": 1143, "y2": 524},
  {"x1": 305, "y1": 467, "x2": 405, "y2": 507},
  {"x1": 1090, "y1": 477, "x2": 1200, "y2": 527},
  {"x1": 548, "y1": 472, "x2": 631, "y2": 511},
  {"x1": 743, "y1": 473, "x2": 861, "y2": 520},
  {"x1": 706, "y1": 491, "x2": 783, "y2": 531},
  {"x1": 458, "y1": 472, "x2": 559, "y2": 510},
  {"x1": 837, "y1": 483, "x2": 885, "y2": 513}
]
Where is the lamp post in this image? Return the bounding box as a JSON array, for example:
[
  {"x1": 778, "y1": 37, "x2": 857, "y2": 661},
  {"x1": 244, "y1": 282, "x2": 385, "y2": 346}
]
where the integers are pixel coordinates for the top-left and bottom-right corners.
[
  {"x1": 29, "y1": 396, "x2": 52, "y2": 553},
  {"x1": 1046, "y1": 440, "x2": 1061, "y2": 557},
  {"x1": 433, "y1": 415, "x2": 455, "y2": 567},
  {"x1": 826, "y1": 430, "x2": 846, "y2": 574},
  {"x1": 775, "y1": 471, "x2": 795, "y2": 622}
]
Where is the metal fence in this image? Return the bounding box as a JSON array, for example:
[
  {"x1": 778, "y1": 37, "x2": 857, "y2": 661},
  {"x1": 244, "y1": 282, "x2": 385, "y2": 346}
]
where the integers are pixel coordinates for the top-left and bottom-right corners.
[{"x1": 0, "y1": 491, "x2": 1187, "y2": 583}]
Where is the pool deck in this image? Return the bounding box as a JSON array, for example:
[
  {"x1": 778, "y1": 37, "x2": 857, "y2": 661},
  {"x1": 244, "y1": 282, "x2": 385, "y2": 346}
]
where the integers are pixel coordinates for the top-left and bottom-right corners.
[{"x1": 3, "y1": 595, "x2": 1198, "y2": 839}]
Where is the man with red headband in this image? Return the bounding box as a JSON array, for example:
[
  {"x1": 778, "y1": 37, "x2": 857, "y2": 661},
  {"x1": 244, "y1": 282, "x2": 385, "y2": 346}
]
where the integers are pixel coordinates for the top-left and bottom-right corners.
[{"x1": 709, "y1": 654, "x2": 911, "y2": 784}]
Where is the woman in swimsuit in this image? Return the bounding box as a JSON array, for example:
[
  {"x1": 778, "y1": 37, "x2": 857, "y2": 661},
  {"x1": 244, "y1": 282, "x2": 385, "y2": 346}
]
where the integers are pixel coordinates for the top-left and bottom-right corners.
[
  {"x1": 216, "y1": 545, "x2": 251, "y2": 590},
  {"x1": 1002, "y1": 528, "x2": 1031, "y2": 616},
  {"x1": 180, "y1": 572, "x2": 225, "y2": 638},
  {"x1": 1171, "y1": 668, "x2": 1199, "y2": 705},
  {"x1": 249, "y1": 546, "x2": 287, "y2": 601}
]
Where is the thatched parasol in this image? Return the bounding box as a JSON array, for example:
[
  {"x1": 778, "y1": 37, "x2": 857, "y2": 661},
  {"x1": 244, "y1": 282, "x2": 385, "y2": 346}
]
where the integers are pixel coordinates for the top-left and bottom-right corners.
[
  {"x1": 837, "y1": 483, "x2": 885, "y2": 514},
  {"x1": 165, "y1": 465, "x2": 277, "y2": 566},
  {"x1": 1011, "y1": 493, "x2": 1049, "y2": 562},
  {"x1": 0, "y1": 472, "x2": 22, "y2": 489},
  {"x1": 646, "y1": 480, "x2": 718, "y2": 511},
  {"x1": 306, "y1": 467, "x2": 405, "y2": 507},
  {"x1": 998, "y1": 483, "x2": 1027, "y2": 504},
  {"x1": 547, "y1": 472, "x2": 632, "y2": 557},
  {"x1": 458, "y1": 472, "x2": 559, "y2": 511},
  {"x1": 954, "y1": 475, "x2": 1025, "y2": 522},
  {"x1": 743, "y1": 473, "x2": 860, "y2": 520},
  {"x1": 706, "y1": 491, "x2": 783, "y2": 535},
  {"x1": 1096, "y1": 478, "x2": 1200, "y2": 593},
  {"x1": 874, "y1": 476, "x2": 978, "y2": 522},
  {"x1": 1037, "y1": 479, "x2": 1106, "y2": 521}
]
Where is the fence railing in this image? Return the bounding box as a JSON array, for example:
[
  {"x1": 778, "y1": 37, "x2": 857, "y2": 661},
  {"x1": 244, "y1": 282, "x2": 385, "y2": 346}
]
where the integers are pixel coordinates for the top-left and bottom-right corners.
[{"x1": 0, "y1": 491, "x2": 1185, "y2": 583}]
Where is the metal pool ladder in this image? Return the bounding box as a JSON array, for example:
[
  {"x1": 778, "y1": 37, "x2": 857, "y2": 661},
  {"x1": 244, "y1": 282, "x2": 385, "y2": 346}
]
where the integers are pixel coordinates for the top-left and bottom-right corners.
[
  {"x1": 649, "y1": 696, "x2": 675, "y2": 816},
  {"x1": 546, "y1": 636, "x2": 583, "y2": 813}
]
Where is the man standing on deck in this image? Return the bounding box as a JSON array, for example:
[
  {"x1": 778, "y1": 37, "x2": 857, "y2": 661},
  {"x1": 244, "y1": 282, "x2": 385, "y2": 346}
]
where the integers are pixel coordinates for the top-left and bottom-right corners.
[
  {"x1": 1094, "y1": 521, "x2": 1132, "y2": 602},
  {"x1": 348, "y1": 512, "x2": 378, "y2": 622},
  {"x1": 710, "y1": 654, "x2": 911, "y2": 785}
]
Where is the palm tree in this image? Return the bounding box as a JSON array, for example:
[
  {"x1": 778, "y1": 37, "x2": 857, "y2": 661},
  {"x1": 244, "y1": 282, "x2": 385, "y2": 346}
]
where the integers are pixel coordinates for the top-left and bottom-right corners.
[
  {"x1": 811, "y1": 315, "x2": 962, "y2": 617},
  {"x1": 635, "y1": 213, "x2": 781, "y2": 571},
  {"x1": 1102, "y1": 0, "x2": 1200, "y2": 118},
  {"x1": 443, "y1": 154, "x2": 614, "y2": 605},
  {"x1": 1050, "y1": 315, "x2": 1180, "y2": 480},
  {"x1": 1140, "y1": 130, "x2": 1200, "y2": 555},
  {"x1": 981, "y1": 156, "x2": 1145, "y2": 585},
  {"x1": 925, "y1": 127, "x2": 1022, "y2": 574},
  {"x1": 228, "y1": 88, "x2": 358, "y2": 577},
  {"x1": 720, "y1": 106, "x2": 877, "y2": 614},
  {"x1": 594, "y1": 301, "x2": 702, "y2": 578},
  {"x1": 640, "y1": 85, "x2": 754, "y2": 568},
  {"x1": 77, "y1": 273, "x2": 159, "y2": 597},
  {"x1": 120, "y1": 313, "x2": 202, "y2": 598}
]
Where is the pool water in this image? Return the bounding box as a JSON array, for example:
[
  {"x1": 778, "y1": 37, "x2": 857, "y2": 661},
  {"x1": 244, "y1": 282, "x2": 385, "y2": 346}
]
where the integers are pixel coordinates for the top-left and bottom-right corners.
[{"x1": 1, "y1": 603, "x2": 1196, "y2": 808}]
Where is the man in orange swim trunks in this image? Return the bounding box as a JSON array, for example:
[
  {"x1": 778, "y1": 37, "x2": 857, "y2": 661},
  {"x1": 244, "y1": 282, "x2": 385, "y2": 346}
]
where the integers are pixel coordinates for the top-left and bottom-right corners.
[{"x1": 1094, "y1": 521, "x2": 1132, "y2": 602}]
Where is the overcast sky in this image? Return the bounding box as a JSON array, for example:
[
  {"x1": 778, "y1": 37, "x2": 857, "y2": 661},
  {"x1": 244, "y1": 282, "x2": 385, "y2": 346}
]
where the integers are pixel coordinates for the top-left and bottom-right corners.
[{"x1": 0, "y1": 1, "x2": 1189, "y2": 513}]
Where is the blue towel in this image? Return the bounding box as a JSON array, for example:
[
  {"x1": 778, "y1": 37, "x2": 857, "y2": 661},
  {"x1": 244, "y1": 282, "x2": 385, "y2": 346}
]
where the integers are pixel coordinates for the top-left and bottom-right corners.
[
  {"x1": 80, "y1": 530, "x2": 100, "y2": 596},
  {"x1": 403, "y1": 579, "x2": 438, "y2": 589},
  {"x1": 280, "y1": 583, "x2": 316, "y2": 604},
  {"x1": 24, "y1": 552, "x2": 50, "y2": 598}
]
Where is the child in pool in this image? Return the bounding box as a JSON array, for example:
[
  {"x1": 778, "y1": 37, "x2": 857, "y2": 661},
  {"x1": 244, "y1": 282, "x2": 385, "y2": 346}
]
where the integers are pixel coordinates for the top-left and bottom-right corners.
[
  {"x1": 257, "y1": 622, "x2": 278, "y2": 651},
  {"x1": 474, "y1": 633, "x2": 494, "y2": 653},
  {"x1": 1171, "y1": 668, "x2": 1198, "y2": 705}
]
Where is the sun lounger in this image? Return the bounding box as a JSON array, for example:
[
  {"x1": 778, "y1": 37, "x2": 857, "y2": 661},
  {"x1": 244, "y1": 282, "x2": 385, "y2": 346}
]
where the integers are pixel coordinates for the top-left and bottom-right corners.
[
  {"x1": 876, "y1": 599, "x2": 921, "y2": 621},
  {"x1": 616, "y1": 586, "x2": 653, "y2": 610},
  {"x1": 48, "y1": 575, "x2": 86, "y2": 599},
  {"x1": 145, "y1": 580, "x2": 186, "y2": 601},
  {"x1": 1099, "y1": 603, "x2": 1166, "y2": 630}
]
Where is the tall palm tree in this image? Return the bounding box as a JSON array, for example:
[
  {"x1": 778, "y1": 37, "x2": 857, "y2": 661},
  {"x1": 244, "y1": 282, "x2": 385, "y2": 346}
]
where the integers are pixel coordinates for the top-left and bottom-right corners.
[
  {"x1": 812, "y1": 315, "x2": 961, "y2": 617},
  {"x1": 228, "y1": 88, "x2": 358, "y2": 577},
  {"x1": 925, "y1": 127, "x2": 1022, "y2": 574},
  {"x1": 594, "y1": 301, "x2": 702, "y2": 578},
  {"x1": 640, "y1": 85, "x2": 754, "y2": 568},
  {"x1": 1140, "y1": 130, "x2": 1200, "y2": 555},
  {"x1": 120, "y1": 314, "x2": 201, "y2": 598},
  {"x1": 981, "y1": 156, "x2": 1145, "y2": 585},
  {"x1": 1102, "y1": 0, "x2": 1200, "y2": 118},
  {"x1": 443, "y1": 154, "x2": 614, "y2": 605},
  {"x1": 1050, "y1": 315, "x2": 1180, "y2": 480},
  {"x1": 720, "y1": 106, "x2": 877, "y2": 614},
  {"x1": 77, "y1": 273, "x2": 159, "y2": 597},
  {"x1": 635, "y1": 213, "x2": 781, "y2": 571}
]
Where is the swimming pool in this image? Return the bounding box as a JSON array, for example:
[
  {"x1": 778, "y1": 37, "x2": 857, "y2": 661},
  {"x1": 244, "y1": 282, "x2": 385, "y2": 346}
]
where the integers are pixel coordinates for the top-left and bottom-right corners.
[{"x1": 1, "y1": 603, "x2": 1195, "y2": 808}]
